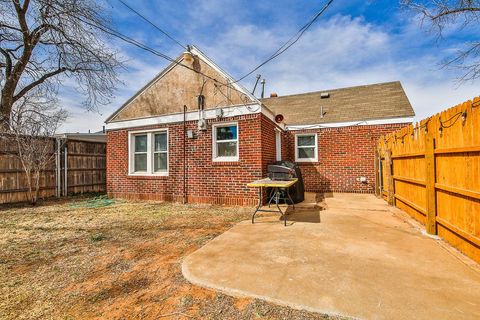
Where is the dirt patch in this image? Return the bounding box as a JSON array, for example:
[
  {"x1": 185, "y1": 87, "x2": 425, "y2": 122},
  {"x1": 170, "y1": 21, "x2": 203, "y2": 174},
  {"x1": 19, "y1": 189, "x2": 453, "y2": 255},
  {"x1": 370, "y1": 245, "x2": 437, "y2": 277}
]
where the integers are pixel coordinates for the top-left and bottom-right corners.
[{"x1": 0, "y1": 196, "x2": 343, "y2": 320}]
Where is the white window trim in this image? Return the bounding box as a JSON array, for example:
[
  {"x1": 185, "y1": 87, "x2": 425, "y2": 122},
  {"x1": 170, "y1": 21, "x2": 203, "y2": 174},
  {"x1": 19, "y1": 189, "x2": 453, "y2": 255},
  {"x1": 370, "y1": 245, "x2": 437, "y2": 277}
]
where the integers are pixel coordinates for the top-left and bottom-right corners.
[
  {"x1": 128, "y1": 128, "x2": 169, "y2": 176},
  {"x1": 212, "y1": 122, "x2": 239, "y2": 162},
  {"x1": 295, "y1": 133, "x2": 318, "y2": 163}
]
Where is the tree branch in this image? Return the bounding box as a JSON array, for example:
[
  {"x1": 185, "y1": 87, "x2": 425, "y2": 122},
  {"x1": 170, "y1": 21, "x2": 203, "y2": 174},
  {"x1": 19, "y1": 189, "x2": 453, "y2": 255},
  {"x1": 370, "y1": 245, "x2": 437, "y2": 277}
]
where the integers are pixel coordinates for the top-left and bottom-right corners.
[
  {"x1": 0, "y1": 23, "x2": 22, "y2": 32},
  {"x1": 13, "y1": 0, "x2": 29, "y2": 37},
  {"x1": 13, "y1": 67, "x2": 67, "y2": 102},
  {"x1": 430, "y1": 7, "x2": 480, "y2": 20},
  {"x1": 0, "y1": 47, "x2": 12, "y2": 78}
]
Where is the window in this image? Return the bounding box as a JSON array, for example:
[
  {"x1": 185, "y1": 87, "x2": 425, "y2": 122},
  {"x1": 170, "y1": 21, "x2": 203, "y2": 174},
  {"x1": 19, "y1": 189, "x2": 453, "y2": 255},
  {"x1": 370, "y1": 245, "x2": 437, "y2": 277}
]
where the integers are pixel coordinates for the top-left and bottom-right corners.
[
  {"x1": 134, "y1": 134, "x2": 148, "y2": 172},
  {"x1": 295, "y1": 133, "x2": 318, "y2": 162},
  {"x1": 153, "y1": 133, "x2": 168, "y2": 172},
  {"x1": 213, "y1": 122, "x2": 239, "y2": 161},
  {"x1": 129, "y1": 129, "x2": 168, "y2": 175}
]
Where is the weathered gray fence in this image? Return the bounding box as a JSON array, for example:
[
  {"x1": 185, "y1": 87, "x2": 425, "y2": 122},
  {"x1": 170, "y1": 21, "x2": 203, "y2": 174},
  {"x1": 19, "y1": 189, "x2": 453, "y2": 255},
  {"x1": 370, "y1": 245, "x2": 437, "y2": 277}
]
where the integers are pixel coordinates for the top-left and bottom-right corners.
[{"x1": 0, "y1": 134, "x2": 106, "y2": 204}]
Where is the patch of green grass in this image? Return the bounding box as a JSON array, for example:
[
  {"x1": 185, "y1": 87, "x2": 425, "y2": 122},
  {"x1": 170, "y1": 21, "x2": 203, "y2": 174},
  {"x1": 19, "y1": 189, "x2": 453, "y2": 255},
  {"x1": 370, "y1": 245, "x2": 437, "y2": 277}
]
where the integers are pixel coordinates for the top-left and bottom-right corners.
[
  {"x1": 89, "y1": 233, "x2": 106, "y2": 242},
  {"x1": 181, "y1": 294, "x2": 194, "y2": 308}
]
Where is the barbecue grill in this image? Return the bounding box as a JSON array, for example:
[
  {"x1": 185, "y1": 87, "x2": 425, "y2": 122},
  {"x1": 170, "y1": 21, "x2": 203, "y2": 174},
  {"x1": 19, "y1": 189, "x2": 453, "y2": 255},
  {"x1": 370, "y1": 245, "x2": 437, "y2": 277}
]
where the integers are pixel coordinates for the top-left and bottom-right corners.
[{"x1": 267, "y1": 161, "x2": 305, "y2": 203}]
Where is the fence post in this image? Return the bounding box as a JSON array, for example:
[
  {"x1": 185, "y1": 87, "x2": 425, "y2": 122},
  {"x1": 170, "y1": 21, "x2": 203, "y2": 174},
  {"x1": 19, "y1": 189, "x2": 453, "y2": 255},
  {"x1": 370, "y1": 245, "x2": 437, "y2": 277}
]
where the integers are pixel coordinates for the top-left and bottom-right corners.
[
  {"x1": 385, "y1": 149, "x2": 395, "y2": 206},
  {"x1": 425, "y1": 133, "x2": 437, "y2": 235},
  {"x1": 374, "y1": 148, "x2": 380, "y2": 197}
]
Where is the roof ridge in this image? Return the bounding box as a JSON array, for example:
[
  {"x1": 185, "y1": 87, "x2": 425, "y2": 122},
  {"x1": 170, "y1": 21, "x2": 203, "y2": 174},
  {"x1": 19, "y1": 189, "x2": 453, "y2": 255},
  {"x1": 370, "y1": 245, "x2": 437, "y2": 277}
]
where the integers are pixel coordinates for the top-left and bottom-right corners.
[{"x1": 260, "y1": 81, "x2": 402, "y2": 100}]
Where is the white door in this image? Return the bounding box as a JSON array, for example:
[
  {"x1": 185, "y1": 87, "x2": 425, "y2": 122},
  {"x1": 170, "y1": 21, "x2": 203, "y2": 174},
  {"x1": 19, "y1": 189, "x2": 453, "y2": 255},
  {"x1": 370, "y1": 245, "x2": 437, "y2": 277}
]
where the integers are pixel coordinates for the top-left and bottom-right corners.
[{"x1": 275, "y1": 130, "x2": 282, "y2": 161}]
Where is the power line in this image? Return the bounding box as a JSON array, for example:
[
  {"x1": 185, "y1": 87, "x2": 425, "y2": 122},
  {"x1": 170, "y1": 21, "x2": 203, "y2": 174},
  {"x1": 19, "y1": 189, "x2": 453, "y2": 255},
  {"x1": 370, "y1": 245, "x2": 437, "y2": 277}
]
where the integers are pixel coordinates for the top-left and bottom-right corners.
[
  {"x1": 46, "y1": 2, "x2": 252, "y2": 101},
  {"x1": 116, "y1": 0, "x2": 187, "y2": 50},
  {"x1": 231, "y1": 0, "x2": 334, "y2": 84}
]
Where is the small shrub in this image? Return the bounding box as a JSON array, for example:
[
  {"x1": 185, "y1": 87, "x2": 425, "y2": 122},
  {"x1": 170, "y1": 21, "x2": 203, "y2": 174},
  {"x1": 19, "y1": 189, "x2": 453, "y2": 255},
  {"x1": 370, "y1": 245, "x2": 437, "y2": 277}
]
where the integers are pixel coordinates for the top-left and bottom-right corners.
[{"x1": 90, "y1": 233, "x2": 106, "y2": 242}]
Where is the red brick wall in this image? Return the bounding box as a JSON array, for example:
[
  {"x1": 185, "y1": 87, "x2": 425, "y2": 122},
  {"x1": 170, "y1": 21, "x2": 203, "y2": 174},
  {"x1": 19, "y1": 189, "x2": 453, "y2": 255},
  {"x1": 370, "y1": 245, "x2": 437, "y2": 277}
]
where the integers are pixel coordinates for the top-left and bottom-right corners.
[
  {"x1": 107, "y1": 113, "x2": 279, "y2": 205},
  {"x1": 107, "y1": 114, "x2": 407, "y2": 204},
  {"x1": 261, "y1": 115, "x2": 278, "y2": 176},
  {"x1": 286, "y1": 123, "x2": 407, "y2": 193}
]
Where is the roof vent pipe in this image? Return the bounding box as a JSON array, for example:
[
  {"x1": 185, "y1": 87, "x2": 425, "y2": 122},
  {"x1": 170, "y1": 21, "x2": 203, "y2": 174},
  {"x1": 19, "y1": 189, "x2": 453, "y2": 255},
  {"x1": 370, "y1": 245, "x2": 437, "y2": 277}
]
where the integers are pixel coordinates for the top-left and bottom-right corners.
[
  {"x1": 320, "y1": 106, "x2": 326, "y2": 118},
  {"x1": 261, "y1": 79, "x2": 266, "y2": 99},
  {"x1": 252, "y1": 74, "x2": 261, "y2": 95}
]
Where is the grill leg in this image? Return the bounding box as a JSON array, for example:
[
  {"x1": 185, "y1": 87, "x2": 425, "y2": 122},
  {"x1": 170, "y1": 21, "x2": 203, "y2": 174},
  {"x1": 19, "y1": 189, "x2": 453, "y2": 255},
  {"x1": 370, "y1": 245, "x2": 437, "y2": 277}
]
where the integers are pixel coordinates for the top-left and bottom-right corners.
[
  {"x1": 286, "y1": 187, "x2": 295, "y2": 210},
  {"x1": 252, "y1": 187, "x2": 262, "y2": 224},
  {"x1": 274, "y1": 188, "x2": 286, "y2": 226},
  {"x1": 267, "y1": 188, "x2": 275, "y2": 207}
]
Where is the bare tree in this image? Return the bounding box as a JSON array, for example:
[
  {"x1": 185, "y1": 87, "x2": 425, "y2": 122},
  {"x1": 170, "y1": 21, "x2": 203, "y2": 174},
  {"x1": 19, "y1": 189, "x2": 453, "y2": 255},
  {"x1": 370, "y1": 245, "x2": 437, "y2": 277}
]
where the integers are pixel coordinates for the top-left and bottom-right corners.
[
  {"x1": 8, "y1": 89, "x2": 67, "y2": 204},
  {"x1": 401, "y1": 0, "x2": 480, "y2": 82},
  {"x1": 0, "y1": 0, "x2": 122, "y2": 130}
]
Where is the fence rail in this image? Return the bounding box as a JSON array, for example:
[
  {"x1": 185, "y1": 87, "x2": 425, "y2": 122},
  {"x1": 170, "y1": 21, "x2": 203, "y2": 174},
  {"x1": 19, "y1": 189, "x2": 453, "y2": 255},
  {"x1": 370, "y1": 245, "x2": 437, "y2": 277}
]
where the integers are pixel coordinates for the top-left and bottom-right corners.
[
  {"x1": 377, "y1": 96, "x2": 480, "y2": 264},
  {"x1": 0, "y1": 135, "x2": 106, "y2": 204}
]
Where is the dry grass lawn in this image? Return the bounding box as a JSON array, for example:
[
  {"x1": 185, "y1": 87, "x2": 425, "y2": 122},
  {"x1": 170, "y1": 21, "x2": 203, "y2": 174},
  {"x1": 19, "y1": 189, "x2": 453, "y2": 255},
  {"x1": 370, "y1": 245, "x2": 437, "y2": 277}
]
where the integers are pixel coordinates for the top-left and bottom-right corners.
[{"x1": 0, "y1": 196, "x2": 340, "y2": 320}]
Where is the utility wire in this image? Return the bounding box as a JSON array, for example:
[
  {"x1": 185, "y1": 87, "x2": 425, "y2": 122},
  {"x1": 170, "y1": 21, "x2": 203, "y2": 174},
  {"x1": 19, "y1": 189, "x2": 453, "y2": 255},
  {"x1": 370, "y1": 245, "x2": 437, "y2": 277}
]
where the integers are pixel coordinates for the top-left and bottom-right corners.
[
  {"x1": 229, "y1": 0, "x2": 334, "y2": 84},
  {"x1": 116, "y1": 0, "x2": 187, "y2": 50},
  {"x1": 47, "y1": 2, "x2": 252, "y2": 101}
]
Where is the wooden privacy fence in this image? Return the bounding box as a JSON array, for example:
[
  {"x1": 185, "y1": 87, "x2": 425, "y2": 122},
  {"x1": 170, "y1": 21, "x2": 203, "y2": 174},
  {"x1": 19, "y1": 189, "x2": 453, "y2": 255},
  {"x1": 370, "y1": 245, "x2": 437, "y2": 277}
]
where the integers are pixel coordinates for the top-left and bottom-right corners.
[
  {"x1": 377, "y1": 96, "x2": 480, "y2": 264},
  {"x1": 0, "y1": 135, "x2": 106, "y2": 204}
]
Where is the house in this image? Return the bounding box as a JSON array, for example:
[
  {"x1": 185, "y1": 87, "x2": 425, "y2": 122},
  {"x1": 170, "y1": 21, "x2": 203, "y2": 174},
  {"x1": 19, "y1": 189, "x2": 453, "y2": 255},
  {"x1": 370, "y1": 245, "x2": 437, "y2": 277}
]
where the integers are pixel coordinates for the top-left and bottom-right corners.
[{"x1": 104, "y1": 46, "x2": 414, "y2": 205}]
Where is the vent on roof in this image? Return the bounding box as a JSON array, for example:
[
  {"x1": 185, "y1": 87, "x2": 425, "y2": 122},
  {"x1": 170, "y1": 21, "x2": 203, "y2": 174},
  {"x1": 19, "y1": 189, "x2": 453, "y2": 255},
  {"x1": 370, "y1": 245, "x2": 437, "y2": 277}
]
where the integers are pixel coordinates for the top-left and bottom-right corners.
[{"x1": 320, "y1": 92, "x2": 330, "y2": 99}]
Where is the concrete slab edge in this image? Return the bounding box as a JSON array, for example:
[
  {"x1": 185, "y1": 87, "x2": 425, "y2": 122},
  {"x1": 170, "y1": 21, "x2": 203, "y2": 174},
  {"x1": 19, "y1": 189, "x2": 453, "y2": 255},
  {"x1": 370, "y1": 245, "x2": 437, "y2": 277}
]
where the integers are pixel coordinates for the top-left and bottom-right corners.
[
  {"x1": 181, "y1": 258, "x2": 359, "y2": 320},
  {"x1": 386, "y1": 205, "x2": 480, "y2": 274}
]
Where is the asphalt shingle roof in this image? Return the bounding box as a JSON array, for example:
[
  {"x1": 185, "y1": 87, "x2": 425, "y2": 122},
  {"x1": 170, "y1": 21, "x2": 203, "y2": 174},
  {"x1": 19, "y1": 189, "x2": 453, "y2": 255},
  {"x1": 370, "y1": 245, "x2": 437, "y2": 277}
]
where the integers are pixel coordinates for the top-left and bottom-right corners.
[{"x1": 260, "y1": 81, "x2": 415, "y2": 125}]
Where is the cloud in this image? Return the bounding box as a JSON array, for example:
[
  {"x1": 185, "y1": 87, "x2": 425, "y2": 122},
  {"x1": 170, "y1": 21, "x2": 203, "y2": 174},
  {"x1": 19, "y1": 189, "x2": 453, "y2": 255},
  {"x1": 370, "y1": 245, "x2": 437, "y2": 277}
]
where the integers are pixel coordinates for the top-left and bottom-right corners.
[
  {"x1": 56, "y1": 4, "x2": 479, "y2": 132},
  {"x1": 201, "y1": 14, "x2": 478, "y2": 122}
]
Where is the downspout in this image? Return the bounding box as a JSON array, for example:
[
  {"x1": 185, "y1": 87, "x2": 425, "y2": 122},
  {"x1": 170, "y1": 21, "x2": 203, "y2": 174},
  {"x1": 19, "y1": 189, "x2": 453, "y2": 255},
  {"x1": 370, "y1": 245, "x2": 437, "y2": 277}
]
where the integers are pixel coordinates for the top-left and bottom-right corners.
[{"x1": 183, "y1": 105, "x2": 187, "y2": 204}]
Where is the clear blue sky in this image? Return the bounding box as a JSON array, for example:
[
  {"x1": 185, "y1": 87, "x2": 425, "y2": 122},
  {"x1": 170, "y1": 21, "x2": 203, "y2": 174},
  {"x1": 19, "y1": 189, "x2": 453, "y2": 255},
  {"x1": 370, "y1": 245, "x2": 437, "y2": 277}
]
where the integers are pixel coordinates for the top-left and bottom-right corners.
[{"x1": 60, "y1": 0, "x2": 479, "y2": 132}]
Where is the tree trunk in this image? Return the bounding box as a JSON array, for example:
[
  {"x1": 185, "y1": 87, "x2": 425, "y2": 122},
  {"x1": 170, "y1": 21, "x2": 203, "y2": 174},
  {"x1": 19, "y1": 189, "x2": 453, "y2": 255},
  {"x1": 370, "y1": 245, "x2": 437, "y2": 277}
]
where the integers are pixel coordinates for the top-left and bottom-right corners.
[
  {"x1": 33, "y1": 170, "x2": 40, "y2": 205},
  {"x1": 0, "y1": 86, "x2": 14, "y2": 131}
]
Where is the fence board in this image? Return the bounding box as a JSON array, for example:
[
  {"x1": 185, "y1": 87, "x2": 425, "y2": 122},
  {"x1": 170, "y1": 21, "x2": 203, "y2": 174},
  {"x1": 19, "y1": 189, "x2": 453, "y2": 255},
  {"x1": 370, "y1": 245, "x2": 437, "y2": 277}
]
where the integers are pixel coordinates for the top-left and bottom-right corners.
[
  {"x1": 66, "y1": 140, "x2": 106, "y2": 195},
  {"x1": 377, "y1": 96, "x2": 480, "y2": 263},
  {"x1": 0, "y1": 135, "x2": 106, "y2": 204}
]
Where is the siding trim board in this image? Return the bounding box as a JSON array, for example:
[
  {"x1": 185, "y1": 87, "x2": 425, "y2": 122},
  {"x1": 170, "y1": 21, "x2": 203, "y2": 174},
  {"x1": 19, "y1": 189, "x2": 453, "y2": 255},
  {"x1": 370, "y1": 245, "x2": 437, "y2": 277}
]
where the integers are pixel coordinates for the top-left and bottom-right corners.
[
  {"x1": 105, "y1": 103, "x2": 282, "y2": 131},
  {"x1": 286, "y1": 116, "x2": 413, "y2": 130},
  {"x1": 106, "y1": 105, "x2": 410, "y2": 133}
]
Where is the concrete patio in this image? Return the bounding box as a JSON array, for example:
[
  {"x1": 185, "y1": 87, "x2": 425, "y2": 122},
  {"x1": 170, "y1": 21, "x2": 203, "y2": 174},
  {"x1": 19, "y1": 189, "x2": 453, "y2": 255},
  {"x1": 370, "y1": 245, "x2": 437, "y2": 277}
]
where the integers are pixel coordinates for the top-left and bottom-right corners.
[{"x1": 182, "y1": 193, "x2": 480, "y2": 320}]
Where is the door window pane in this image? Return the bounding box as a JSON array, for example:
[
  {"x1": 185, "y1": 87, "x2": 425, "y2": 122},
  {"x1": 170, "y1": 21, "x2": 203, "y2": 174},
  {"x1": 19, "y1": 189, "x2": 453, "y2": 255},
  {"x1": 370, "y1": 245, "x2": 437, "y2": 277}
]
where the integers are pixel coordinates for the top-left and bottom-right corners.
[
  {"x1": 154, "y1": 153, "x2": 167, "y2": 172},
  {"x1": 134, "y1": 154, "x2": 147, "y2": 171},
  {"x1": 154, "y1": 133, "x2": 167, "y2": 151},
  {"x1": 135, "y1": 135, "x2": 147, "y2": 152}
]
